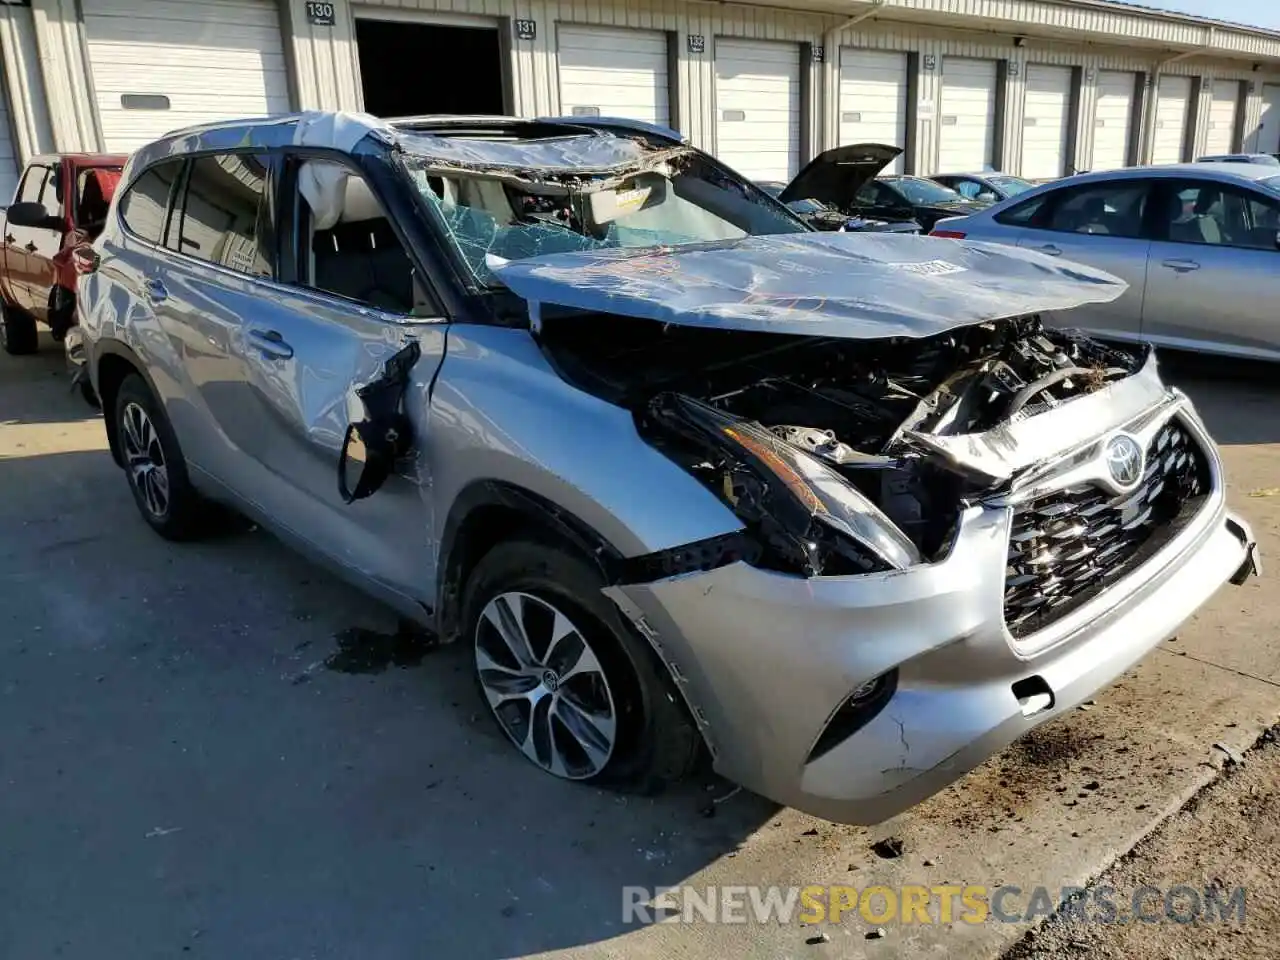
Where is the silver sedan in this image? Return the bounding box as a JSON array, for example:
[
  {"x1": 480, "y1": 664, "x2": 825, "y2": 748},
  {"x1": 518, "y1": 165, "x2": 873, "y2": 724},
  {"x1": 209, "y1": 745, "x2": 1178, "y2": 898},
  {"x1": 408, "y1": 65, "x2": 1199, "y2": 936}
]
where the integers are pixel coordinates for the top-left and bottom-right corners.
[{"x1": 929, "y1": 163, "x2": 1280, "y2": 361}]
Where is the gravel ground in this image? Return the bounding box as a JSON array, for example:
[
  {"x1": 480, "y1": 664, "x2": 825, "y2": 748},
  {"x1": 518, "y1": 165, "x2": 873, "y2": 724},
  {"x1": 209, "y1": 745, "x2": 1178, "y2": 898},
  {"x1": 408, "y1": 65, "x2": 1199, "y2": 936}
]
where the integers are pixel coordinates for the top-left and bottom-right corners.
[{"x1": 1005, "y1": 727, "x2": 1280, "y2": 960}]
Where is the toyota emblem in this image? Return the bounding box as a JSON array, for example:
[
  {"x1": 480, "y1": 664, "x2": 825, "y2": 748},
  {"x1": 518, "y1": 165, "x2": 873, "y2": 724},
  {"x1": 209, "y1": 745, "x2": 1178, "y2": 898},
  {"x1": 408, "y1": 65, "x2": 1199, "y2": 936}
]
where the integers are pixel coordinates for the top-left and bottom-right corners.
[{"x1": 1105, "y1": 434, "x2": 1144, "y2": 487}]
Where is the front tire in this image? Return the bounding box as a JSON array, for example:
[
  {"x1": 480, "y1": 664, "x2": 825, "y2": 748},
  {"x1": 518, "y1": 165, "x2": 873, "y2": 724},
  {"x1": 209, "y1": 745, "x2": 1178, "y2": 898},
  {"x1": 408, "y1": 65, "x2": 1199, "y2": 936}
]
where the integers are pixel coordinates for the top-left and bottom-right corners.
[
  {"x1": 114, "y1": 373, "x2": 209, "y2": 540},
  {"x1": 463, "y1": 539, "x2": 702, "y2": 791},
  {"x1": 1, "y1": 302, "x2": 38, "y2": 355}
]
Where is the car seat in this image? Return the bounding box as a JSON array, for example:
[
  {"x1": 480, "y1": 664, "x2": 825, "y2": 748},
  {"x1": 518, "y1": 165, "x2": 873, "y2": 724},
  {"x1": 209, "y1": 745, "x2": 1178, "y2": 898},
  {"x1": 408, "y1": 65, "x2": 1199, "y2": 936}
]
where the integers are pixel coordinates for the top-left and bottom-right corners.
[{"x1": 310, "y1": 175, "x2": 415, "y2": 313}]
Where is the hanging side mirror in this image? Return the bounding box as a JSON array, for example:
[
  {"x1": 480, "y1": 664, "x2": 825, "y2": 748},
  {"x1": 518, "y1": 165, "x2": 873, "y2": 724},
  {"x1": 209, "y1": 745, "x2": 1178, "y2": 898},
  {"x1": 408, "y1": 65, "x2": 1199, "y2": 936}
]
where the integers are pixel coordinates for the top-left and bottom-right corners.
[
  {"x1": 339, "y1": 420, "x2": 395, "y2": 503},
  {"x1": 336, "y1": 341, "x2": 422, "y2": 504}
]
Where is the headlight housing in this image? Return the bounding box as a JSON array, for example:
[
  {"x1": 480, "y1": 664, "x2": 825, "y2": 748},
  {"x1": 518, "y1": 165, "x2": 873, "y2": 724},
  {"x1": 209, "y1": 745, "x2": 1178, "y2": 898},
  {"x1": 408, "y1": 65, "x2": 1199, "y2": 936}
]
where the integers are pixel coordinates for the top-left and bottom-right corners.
[{"x1": 642, "y1": 394, "x2": 921, "y2": 576}]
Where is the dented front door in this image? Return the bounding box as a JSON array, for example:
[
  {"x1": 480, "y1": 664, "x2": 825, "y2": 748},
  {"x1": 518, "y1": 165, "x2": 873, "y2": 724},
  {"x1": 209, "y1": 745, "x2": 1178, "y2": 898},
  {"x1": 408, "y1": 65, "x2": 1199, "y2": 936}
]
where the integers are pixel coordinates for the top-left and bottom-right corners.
[{"x1": 227, "y1": 288, "x2": 445, "y2": 607}]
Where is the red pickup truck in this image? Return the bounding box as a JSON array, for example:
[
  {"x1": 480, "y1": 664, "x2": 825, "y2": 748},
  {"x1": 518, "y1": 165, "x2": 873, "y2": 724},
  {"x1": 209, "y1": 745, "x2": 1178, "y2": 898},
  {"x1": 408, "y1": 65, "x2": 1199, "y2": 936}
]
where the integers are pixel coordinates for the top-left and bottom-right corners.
[{"x1": 1, "y1": 153, "x2": 126, "y2": 355}]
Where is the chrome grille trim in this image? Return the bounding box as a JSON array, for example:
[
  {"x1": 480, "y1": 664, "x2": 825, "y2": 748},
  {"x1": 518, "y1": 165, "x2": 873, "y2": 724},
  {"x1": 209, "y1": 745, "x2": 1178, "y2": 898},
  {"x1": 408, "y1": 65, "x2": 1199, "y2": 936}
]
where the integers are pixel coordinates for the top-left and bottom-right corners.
[{"x1": 1003, "y1": 413, "x2": 1213, "y2": 642}]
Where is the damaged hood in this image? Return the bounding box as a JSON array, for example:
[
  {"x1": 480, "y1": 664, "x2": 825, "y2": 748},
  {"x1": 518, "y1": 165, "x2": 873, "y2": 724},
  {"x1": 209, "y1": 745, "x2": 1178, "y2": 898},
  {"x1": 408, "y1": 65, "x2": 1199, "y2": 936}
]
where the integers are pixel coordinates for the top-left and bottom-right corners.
[
  {"x1": 490, "y1": 232, "x2": 1127, "y2": 340},
  {"x1": 777, "y1": 143, "x2": 902, "y2": 207}
]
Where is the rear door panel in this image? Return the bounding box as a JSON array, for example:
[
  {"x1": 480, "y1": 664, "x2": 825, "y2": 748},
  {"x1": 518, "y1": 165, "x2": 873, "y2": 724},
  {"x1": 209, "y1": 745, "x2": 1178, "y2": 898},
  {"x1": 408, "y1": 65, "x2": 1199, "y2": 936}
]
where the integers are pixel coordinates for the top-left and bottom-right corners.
[
  {"x1": 1141, "y1": 179, "x2": 1280, "y2": 359},
  {"x1": 1015, "y1": 179, "x2": 1154, "y2": 339}
]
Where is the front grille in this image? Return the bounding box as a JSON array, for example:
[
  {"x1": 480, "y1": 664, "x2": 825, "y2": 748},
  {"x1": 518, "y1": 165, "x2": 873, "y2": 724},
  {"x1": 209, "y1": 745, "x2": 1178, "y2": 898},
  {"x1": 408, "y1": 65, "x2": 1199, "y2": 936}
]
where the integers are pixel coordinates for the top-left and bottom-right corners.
[{"x1": 1003, "y1": 417, "x2": 1211, "y2": 640}]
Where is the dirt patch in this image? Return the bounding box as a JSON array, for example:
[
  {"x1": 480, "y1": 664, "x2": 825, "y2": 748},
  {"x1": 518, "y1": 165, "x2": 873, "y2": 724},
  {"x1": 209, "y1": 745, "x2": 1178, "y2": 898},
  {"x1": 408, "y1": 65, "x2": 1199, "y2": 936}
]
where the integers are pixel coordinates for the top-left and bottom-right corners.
[{"x1": 1004, "y1": 728, "x2": 1280, "y2": 959}]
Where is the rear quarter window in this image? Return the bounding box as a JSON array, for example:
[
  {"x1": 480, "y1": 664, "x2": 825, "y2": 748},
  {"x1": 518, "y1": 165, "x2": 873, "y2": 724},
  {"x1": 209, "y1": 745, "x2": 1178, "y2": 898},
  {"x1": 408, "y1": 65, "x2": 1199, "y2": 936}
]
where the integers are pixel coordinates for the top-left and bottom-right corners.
[
  {"x1": 993, "y1": 193, "x2": 1048, "y2": 226},
  {"x1": 118, "y1": 161, "x2": 183, "y2": 245}
]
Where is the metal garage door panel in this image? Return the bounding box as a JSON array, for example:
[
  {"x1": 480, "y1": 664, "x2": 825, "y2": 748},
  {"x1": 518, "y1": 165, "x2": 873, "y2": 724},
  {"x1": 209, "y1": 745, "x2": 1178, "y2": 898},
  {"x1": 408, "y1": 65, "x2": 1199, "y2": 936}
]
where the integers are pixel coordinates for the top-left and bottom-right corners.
[
  {"x1": 84, "y1": 0, "x2": 291, "y2": 152},
  {"x1": 0, "y1": 73, "x2": 19, "y2": 202},
  {"x1": 557, "y1": 25, "x2": 669, "y2": 128},
  {"x1": 714, "y1": 38, "x2": 801, "y2": 182},
  {"x1": 1091, "y1": 70, "x2": 1134, "y2": 172},
  {"x1": 1152, "y1": 75, "x2": 1191, "y2": 166},
  {"x1": 839, "y1": 49, "x2": 906, "y2": 173},
  {"x1": 1022, "y1": 64, "x2": 1072, "y2": 180},
  {"x1": 939, "y1": 58, "x2": 997, "y2": 172},
  {"x1": 1254, "y1": 84, "x2": 1280, "y2": 155},
  {"x1": 1203, "y1": 81, "x2": 1239, "y2": 156}
]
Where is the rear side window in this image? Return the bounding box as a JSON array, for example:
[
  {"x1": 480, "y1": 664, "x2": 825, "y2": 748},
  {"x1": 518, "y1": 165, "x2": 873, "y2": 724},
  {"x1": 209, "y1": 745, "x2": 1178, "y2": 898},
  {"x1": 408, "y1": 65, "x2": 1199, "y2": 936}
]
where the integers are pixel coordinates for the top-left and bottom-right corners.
[
  {"x1": 1040, "y1": 182, "x2": 1149, "y2": 238},
  {"x1": 119, "y1": 160, "x2": 183, "y2": 245},
  {"x1": 170, "y1": 153, "x2": 275, "y2": 278},
  {"x1": 994, "y1": 193, "x2": 1048, "y2": 226}
]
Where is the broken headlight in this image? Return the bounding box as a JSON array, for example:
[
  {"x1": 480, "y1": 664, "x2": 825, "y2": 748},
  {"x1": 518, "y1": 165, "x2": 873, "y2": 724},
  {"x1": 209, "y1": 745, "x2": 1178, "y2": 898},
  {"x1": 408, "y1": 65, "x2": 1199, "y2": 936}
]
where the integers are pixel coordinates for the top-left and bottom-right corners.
[{"x1": 644, "y1": 394, "x2": 921, "y2": 577}]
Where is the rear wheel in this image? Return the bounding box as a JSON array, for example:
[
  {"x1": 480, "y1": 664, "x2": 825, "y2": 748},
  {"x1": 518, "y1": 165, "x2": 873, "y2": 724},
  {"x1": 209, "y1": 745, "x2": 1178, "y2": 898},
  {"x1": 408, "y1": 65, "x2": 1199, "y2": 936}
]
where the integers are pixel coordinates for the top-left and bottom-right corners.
[
  {"x1": 114, "y1": 373, "x2": 210, "y2": 540},
  {"x1": 1, "y1": 302, "x2": 38, "y2": 355},
  {"x1": 463, "y1": 538, "x2": 703, "y2": 791}
]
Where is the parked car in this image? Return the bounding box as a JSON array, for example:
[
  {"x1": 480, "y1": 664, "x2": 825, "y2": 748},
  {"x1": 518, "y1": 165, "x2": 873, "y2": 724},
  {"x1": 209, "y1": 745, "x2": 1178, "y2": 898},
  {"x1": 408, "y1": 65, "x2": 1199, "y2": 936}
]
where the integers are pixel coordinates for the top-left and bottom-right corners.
[
  {"x1": 1197, "y1": 153, "x2": 1280, "y2": 166},
  {"x1": 931, "y1": 172, "x2": 1036, "y2": 202},
  {"x1": 78, "y1": 112, "x2": 1258, "y2": 825},
  {"x1": 775, "y1": 144, "x2": 994, "y2": 233},
  {"x1": 0, "y1": 153, "x2": 126, "y2": 354},
  {"x1": 756, "y1": 181, "x2": 920, "y2": 233},
  {"x1": 928, "y1": 163, "x2": 1280, "y2": 361}
]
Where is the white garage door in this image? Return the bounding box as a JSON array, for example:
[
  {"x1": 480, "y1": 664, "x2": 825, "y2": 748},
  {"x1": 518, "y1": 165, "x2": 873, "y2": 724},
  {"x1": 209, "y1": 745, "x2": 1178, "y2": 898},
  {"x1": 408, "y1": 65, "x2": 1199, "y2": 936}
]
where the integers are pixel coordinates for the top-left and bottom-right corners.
[
  {"x1": 1091, "y1": 70, "x2": 1134, "y2": 172},
  {"x1": 1152, "y1": 74, "x2": 1191, "y2": 165},
  {"x1": 939, "y1": 58, "x2": 997, "y2": 172},
  {"x1": 714, "y1": 38, "x2": 801, "y2": 182},
  {"x1": 0, "y1": 74, "x2": 19, "y2": 202},
  {"x1": 1022, "y1": 64, "x2": 1072, "y2": 180},
  {"x1": 84, "y1": 0, "x2": 291, "y2": 152},
  {"x1": 1203, "y1": 80, "x2": 1240, "y2": 156},
  {"x1": 557, "y1": 25, "x2": 669, "y2": 128},
  {"x1": 838, "y1": 49, "x2": 907, "y2": 173},
  {"x1": 1253, "y1": 84, "x2": 1280, "y2": 154}
]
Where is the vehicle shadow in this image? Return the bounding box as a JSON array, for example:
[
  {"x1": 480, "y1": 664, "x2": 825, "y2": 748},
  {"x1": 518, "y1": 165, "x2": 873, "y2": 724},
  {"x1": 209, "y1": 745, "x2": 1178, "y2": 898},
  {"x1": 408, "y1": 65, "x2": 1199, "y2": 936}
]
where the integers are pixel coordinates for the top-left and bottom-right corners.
[
  {"x1": 0, "y1": 442, "x2": 778, "y2": 959},
  {"x1": 0, "y1": 330, "x2": 99, "y2": 425},
  {"x1": 1155, "y1": 349, "x2": 1280, "y2": 447}
]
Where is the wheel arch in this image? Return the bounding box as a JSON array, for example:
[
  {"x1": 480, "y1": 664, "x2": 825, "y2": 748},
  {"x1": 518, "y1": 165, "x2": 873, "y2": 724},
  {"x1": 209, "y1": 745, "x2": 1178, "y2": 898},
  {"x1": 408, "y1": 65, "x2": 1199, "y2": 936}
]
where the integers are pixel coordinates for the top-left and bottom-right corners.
[
  {"x1": 435, "y1": 480, "x2": 628, "y2": 645},
  {"x1": 93, "y1": 340, "x2": 163, "y2": 468}
]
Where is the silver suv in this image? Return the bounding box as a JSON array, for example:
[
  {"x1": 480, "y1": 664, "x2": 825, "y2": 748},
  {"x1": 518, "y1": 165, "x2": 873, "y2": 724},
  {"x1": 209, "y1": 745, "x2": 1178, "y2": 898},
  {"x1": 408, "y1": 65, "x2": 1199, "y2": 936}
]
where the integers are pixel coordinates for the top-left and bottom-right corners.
[{"x1": 77, "y1": 112, "x2": 1259, "y2": 824}]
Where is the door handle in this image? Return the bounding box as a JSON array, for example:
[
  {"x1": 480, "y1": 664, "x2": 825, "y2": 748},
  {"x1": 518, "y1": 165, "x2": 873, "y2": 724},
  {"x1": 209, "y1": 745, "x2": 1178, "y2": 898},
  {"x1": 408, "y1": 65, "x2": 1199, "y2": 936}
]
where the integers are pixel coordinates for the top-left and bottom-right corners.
[
  {"x1": 144, "y1": 278, "x2": 168, "y2": 302},
  {"x1": 1161, "y1": 258, "x2": 1200, "y2": 273},
  {"x1": 1034, "y1": 243, "x2": 1062, "y2": 256},
  {"x1": 24, "y1": 242, "x2": 36, "y2": 253},
  {"x1": 248, "y1": 328, "x2": 293, "y2": 360},
  {"x1": 4, "y1": 234, "x2": 13, "y2": 244}
]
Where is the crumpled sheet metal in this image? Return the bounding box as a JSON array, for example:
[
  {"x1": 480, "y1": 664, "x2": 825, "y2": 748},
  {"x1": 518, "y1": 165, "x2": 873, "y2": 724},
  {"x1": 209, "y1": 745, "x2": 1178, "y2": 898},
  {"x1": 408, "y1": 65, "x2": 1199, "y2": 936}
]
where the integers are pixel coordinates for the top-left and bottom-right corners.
[
  {"x1": 490, "y1": 232, "x2": 1128, "y2": 340},
  {"x1": 397, "y1": 127, "x2": 675, "y2": 174}
]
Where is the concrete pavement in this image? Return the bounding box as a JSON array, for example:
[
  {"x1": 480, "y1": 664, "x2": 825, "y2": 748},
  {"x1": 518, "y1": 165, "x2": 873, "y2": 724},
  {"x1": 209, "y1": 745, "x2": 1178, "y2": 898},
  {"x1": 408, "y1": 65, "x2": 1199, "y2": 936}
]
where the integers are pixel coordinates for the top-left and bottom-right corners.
[{"x1": 1, "y1": 338, "x2": 1277, "y2": 960}]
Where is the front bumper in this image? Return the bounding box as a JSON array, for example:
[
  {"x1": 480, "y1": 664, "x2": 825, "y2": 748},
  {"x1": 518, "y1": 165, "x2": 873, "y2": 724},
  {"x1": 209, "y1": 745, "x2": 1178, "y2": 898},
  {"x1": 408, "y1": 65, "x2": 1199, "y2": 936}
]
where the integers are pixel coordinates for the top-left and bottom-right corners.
[{"x1": 606, "y1": 481, "x2": 1258, "y2": 827}]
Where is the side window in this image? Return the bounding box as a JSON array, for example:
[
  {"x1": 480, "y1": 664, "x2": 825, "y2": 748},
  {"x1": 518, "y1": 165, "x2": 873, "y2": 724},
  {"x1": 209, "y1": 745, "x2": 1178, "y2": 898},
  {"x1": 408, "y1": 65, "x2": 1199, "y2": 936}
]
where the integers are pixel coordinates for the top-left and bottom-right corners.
[
  {"x1": 171, "y1": 154, "x2": 275, "y2": 277},
  {"x1": 1041, "y1": 182, "x2": 1149, "y2": 238},
  {"x1": 293, "y1": 159, "x2": 416, "y2": 314},
  {"x1": 994, "y1": 193, "x2": 1048, "y2": 226},
  {"x1": 953, "y1": 180, "x2": 982, "y2": 200},
  {"x1": 118, "y1": 160, "x2": 183, "y2": 245},
  {"x1": 857, "y1": 182, "x2": 895, "y2": 206},
  {"x1": 1155, "y1": 180, "x2": 1280, "y2": 250},
  {"x1": 16, "y1": 165, "x2": 50, "y2": 205}
]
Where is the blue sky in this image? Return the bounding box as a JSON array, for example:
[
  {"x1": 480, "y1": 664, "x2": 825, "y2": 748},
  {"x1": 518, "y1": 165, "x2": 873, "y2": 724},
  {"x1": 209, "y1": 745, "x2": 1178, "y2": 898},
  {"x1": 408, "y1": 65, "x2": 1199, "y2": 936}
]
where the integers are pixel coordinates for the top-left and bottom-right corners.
[{"x1": 1139, "y1": 0, "x2": 1280, "y2": 30}]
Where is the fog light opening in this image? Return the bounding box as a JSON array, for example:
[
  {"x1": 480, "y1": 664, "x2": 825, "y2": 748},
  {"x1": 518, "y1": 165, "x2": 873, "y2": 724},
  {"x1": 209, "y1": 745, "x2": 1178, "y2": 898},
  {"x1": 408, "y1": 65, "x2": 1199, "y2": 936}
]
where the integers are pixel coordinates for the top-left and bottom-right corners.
[
  {"x1": 1012, "y1": 675, "x2": 1055, "y2": 718},
  {"x1": 806, "y1": 670, "x2": 898, "y2": 763}
]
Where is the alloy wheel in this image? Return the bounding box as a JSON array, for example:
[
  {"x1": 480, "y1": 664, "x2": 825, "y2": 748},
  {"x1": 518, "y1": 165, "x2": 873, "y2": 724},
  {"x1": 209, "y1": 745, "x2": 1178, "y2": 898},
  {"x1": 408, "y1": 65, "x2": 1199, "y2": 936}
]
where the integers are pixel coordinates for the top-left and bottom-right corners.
[
  {"x1": 121, "y1": 401, "x2": 170, "y2": 520},
  {"x1": 474, "y1": 591, "x2": 619, "y2": 780}
]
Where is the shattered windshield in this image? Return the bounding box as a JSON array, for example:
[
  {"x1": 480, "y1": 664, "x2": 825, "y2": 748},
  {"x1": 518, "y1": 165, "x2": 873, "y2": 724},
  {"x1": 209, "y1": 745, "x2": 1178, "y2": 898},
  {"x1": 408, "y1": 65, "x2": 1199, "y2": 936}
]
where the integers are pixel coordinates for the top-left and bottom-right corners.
[{"x1": 401, "y1": 150, "x2": 805, "y2": 287}]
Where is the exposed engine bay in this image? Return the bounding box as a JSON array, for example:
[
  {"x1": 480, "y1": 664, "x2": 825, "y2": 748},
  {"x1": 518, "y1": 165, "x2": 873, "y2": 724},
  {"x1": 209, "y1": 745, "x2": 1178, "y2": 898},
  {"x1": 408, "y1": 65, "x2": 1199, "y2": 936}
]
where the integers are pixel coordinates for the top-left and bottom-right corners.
[{"x1": 540, "y1": 312, "x2": 1147, "y2": 576}]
